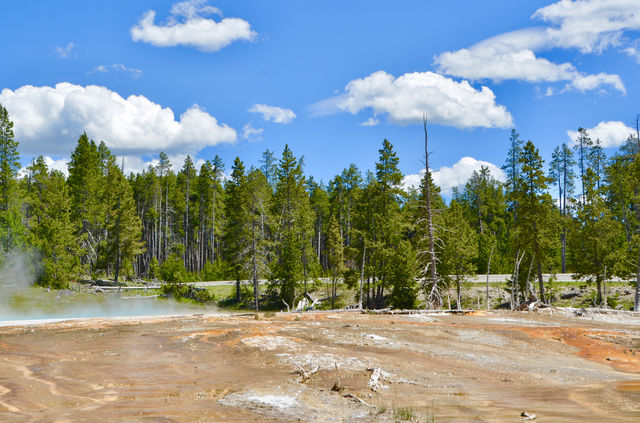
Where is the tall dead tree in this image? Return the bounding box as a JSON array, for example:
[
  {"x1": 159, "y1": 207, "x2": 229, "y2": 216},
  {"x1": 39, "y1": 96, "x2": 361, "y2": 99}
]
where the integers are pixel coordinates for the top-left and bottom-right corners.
[
  {"x1": 510, "y1": 250, "x2": 526, "y2": 310},
  {"x1": 635, "y1": 114, "x2": 640, "y2": 312},
  {"x1": 422, "y1": 114, "x2": 440, "y2": 308}
]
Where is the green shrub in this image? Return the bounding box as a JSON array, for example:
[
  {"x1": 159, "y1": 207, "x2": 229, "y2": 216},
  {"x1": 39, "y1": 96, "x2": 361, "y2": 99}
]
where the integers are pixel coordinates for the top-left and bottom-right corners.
[
  {"x1": 160, "y1": 283, "x2": 212, "y2": 303},
  {"x1": 159, "y1": 253, "x2": 187, "y2": 283}
]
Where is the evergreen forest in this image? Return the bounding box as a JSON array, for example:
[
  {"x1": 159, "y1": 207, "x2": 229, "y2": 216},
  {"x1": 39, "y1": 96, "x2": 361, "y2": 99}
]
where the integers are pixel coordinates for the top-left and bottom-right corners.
[{"x1": 2, "y1": 104, "x2": 640, "y2": 311}]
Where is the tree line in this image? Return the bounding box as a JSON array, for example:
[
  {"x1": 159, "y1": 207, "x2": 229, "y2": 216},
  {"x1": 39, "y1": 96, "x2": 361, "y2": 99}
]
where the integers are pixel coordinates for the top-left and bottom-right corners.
[{"x1": 2, "y1": 103, "x2": 640, "y2": 311}]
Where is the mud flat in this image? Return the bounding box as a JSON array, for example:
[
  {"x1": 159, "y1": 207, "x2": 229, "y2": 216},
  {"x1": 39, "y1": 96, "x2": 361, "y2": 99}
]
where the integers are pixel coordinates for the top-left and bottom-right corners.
[{"x1": 0, "y1": 310, "x2": 640, "y2": 422}]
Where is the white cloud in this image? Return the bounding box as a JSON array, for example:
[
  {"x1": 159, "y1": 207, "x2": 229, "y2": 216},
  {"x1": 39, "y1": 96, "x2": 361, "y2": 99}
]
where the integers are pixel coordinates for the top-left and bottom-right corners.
[
  {"x1": 567, "y1": 121, "x2": 636, "y2": 148},
  {"x1": 248, "y1": 104, "x2": 296, "y2": 124},
  {"x1": 533, "y1": 0, "x2": 640, "y2": 53},
  {"x1": 241, "y1": 123, "x2": 264, "y2": 140},
  {"x1": 567, "y1": 72, "x2": 625, "y2": 93},
  {"x1": 434, "y1": 0, "x2": 640, "y2": 94},
  {"x1": 0, "y1": 82, "x2": 237, "y2": 156},
  {"x1": 624, "y1": 44, "x2": 640, "y2": 63},
  {"x1": 55, "y1": 42, "x2": 75, "y2": 59},
  {"x1": 170, "y1": 0, "x2": 221, "y2": 19},
  {"x1": 118, "y1": 153, "x2": 205, "y2": 176},
  {"x1": 434, "y1": 28, "x2": 625, "y2": 94},
  {"x1": 88, "y1": 64, "x2": 143, "y2": 79},
  {"x1": 19, "y1": 156, "x2": 70, "y2": 179},
  {"x1": 327, "y1": 70, "x2": 512, "y2": 129},
  {"x1": 403, "y1": 157, "x2": 505, "y2": 196},
  {"x1": 43, "y1": 156, "x2": 70, "y2": 175},
  {"x1": 359, "y1": 117, "x2": 379, "y2": 127},
  {"x1": 131, "y1": 0, "x2": 256, "y2": 52}
]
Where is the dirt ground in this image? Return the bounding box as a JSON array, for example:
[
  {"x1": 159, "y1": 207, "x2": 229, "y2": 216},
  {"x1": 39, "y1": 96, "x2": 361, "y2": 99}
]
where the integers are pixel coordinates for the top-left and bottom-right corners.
[{"x1": 1, "y1": 310, "x2": 640, "y2": 422}]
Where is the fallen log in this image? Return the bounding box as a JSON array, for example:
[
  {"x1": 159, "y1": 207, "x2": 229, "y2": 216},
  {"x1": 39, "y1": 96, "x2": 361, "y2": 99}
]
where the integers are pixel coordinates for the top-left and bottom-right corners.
[
  {"x1": 342, "y1": 393, "x2": 370, "y2": 407},
  {"x1": 521, "y1": 411, "x2": 536, "y2": 420},
  {"x1": 292, "y1": 363, "x2": 319, "y2": 383},
  {"x1": 368, "y1": 367, "x2": 386, "y2": 392}
]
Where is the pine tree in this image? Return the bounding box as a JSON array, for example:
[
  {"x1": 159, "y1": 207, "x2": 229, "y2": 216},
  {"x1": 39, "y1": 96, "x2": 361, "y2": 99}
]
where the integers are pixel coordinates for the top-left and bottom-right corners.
[
  {"x1": 0, "y1": 104, "x2": 19, "y2": 213},
  {"x1": 502, "y1": 128, "x2": 523, "y2": 221},
  {"x1": 26, "y1": 157, "x2": 79, "y2": 288},
  {"x1": 309, "y1": 178, "x2": 330, "y2": 272},
  {"x1": 367, "y1": 139, "x2": 405, "y2": 308},
  {"x1": 245, "y1": 167, "x2": 271, "y2": 310},
  {"x1": 456, "y1": 166, "x2": 508, "y2": 273},
  {"x1": 104, "y1": 158, "x2": 144, "y2": 283},
  {"x1": 260, "y1": 149, "x2": 278, "y2": 189},
  {"x1": 326, "y1": 214, "x2": 344, "y2": 308},
  {"x1": 224, "y1": 157, "x2": 249, "y2": 303},
  {"x1": 0, "y1": 104, "x2": 24, "y2": 252},
  {"x1": 272, "y1": 145, "x2": 311, "y2": 307},
  {"x1": 179, "y1": 156, "x2": 196, "y2": 271},
  {"x1": 67, "y1": 133, "x2": 105, "y2": 274},
  {"x1": 210, "y1": 155, "x2": 225, "y2": 263},
  {"x1": 549, "y1": 143, "x2": 576, "y2": 273},
  {"x1": 513, "y1": 140, "x2": 558, "y2": 303},
  {"x1": 387, "y1": 241, "x2": 419, "y2": 309},
  {"x1": 573, "y1": 168, "x2": 624, "y2": 305},
  {"x1": 157, "y1": 152, "x2": 173, "y2": 261},
  {"x1": 574, "y1": 127, "x2": 593, "y2": 203},
  {"x1": 438, "y1": 200, "x2": 478, "y2": 310}
]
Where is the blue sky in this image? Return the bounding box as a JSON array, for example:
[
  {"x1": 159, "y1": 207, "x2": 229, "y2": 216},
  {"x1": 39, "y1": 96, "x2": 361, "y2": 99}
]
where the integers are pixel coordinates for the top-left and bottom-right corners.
[{"x1": 1, "y1": 0, "x2": 639, "y2": 194}]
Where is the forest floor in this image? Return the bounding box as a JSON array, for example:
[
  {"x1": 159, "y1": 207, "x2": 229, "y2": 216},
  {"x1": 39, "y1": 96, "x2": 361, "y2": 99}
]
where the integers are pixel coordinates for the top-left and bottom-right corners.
[{"x1": 1, "y1": 309, "x2": 640, "y2": 422}]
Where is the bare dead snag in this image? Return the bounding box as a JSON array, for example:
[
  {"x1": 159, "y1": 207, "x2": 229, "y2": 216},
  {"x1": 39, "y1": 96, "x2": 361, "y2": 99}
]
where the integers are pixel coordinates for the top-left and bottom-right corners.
[
  {"x1": 331, "y1": 363, "x2": 343, "y2": 392},
  {"x1": 511, "y1": 250, "x2": 526, "y2": 310},
  {"x1": 359, "y1": 241, "x2": 366, "y2": 310},
  {"x1": 293, "y1": 363, "x2": 319, "y2": 383},
  {"x1": 422, "y1": 114, "x2": 440, "y2": 309},
  {"x1": 282, "y1": 299, "x2": 291, "y2": 312},
  {"x1": 486, "y1": 240, "x2": 495, "y2": 311}
]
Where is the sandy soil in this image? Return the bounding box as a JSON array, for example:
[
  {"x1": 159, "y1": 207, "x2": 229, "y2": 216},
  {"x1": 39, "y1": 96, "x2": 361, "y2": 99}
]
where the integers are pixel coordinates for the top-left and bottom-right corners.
[{"x1": 0, "y1": 310, "x2": 639, "y2": 422}]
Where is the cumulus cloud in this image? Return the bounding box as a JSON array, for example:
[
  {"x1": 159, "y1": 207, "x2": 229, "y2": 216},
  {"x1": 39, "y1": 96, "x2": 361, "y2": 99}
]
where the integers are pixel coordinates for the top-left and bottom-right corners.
[
  {"x1": 131, "y1": 0, "x2": 256, "y2": 52},
  {"x1": 241, "y1": 123, "x2": 264, "y2": 140},
  {"x1": 403, "y1": 157, "x2": 505, "y2": 196},
  {"x1": 55, "y1": 42, "x2": 75, "y2": 59},
  {"x1": 89, "y1": 64, "x2": 143, "y2": 79},
  {"x1": 19, "y1": 156, "x2": 70, "y2": 179},
  {"x1": 567, "y1": 121, "x2": 636, "y2": 148},
  {"x1": 0, "y1": 82, "x2": 237, "y2": 156},
  {"x1": 435, "y1": 28, "x2": 625, "y2": 94},
  {"x1": 533, "y1": 0, "x2": 640, "y2": 53},
  {"x1": 434, "y1": 0, "x2": 640, "y2": 94},
  {"x1": 248, "y1": 104, "x2": 296, "y2": 124},
  {"x1": 119, "y1": 153, "x2": 205, "y2": 176},
  {"x1": 323, "y1": 70, "x2": 512, "y2": 129}
]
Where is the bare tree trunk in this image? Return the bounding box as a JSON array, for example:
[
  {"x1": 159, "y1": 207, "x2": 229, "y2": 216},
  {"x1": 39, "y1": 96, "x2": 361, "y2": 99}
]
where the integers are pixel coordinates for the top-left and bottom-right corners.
[
  {"x1": 422, "y1": 114, "x2": 440, "y2": 308},
  {"x1": 185, "y1": 173, "x2": 190, "y2": 271},
  {"x1": 603, "y1": 266, "x2": 607, "y2": 310},
  {"x1": 634, "y1": 249, "x2": 640, "y2": 312},
  {"x1": 359, "y1": 241, "x2": 366, "y2": 310},
  {"x1": 331, "y1": 272, "x2": 336, "y2": 309},
  {"x1": 537, "y1": 260, "x2": 546, "y2": 304},
  {"x1": 525, "y1": 255, "x2": 536, "y2": 300},
  {"x1": 511, "y1": 250, "x2": 525, "y2": 310},
  {"x1": 252, "y1": 219, "x2": 259, "y2": 311},
  {"x1": 165, "y1": 184, "x2": 169, "y2": 262},
  {"x1": 561, "y1": 228, "x2": 566, "y2": 273},
  {"x1": 456, "y1": 276, "x2": 461, "y2": 311},
  {"x1": 486, "y1": 241, "x2": 495, "y2": 311},
  {"x1": 211, "y1": 185, "x2": 217, "y2": 264}
]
